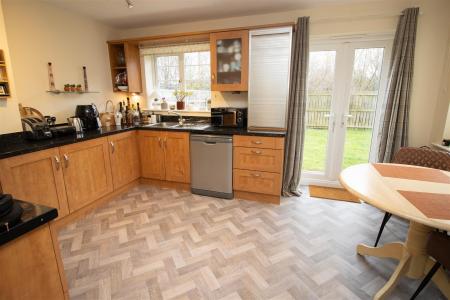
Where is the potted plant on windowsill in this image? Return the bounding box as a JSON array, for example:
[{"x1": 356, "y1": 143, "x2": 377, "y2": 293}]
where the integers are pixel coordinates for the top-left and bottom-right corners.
[{"x1": 173, "y1": 88, "x2": 192, "y2": 110}]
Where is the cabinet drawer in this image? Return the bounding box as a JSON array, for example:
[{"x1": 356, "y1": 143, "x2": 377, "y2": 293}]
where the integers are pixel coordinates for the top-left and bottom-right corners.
[
  {"x1": 233, "y1": 135, "x2": 284, "y2": 149},
  {"x1": 233, "y1": 147, "x2": 283, "y2": 173},
  {"x1": 233, "y1": 169, "x2": 281, "y2": 196}
]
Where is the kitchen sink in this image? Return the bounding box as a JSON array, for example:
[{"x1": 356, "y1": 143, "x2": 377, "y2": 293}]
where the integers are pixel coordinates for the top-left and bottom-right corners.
[
  {"x1": 143, "y1": 122, "x2": 210, "y2": 130},
  {"x1": 172, "y1": 123, "x2": 210, "y2": 130},
  {"x1": 143, "y1": 122, "x2": 178, "y2": 128}
]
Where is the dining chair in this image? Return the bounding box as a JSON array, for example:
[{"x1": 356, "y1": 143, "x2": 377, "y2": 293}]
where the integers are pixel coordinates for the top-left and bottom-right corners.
[
  {"x1": 410, "y1": 231, "x2": 449, "y2": 299},
  {"x1": 374, "y1": 146, "x2": 450, "y2": 247}
]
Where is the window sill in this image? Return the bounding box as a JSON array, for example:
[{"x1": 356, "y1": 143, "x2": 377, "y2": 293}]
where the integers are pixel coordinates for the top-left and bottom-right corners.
[{"x1": 142, "y1": 108, "x2": 211, "y2": 117}]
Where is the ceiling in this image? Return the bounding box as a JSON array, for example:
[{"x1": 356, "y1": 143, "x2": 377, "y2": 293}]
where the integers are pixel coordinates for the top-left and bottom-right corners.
[{"x1": 42, "y1": 0, "x2": 381, "y2": 29}]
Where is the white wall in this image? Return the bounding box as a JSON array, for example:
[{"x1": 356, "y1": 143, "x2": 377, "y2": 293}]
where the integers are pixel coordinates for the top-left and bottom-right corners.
[
  {"x1": 0, "y1": 0, "x2": 21, "y2": 134},
  {"x1": 117, "y1": 0, "x2": 450, "y2": 147},
  {"x1": 0, "y1": 0, "x2": 130, "y2": 133}
]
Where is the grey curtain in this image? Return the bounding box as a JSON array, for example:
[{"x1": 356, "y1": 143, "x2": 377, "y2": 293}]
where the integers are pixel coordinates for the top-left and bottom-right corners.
[
  {"x1": 378, "y1": 7, "x2": 419, "y2": 163},
  {"x1": 282, "y1": 17, "x2": 309, "y2": 197}
]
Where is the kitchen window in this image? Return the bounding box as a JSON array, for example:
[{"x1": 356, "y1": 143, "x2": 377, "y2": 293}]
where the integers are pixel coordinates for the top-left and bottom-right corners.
[{"x1": 142, "y1": 43, "x2": 211, "y2": 111}]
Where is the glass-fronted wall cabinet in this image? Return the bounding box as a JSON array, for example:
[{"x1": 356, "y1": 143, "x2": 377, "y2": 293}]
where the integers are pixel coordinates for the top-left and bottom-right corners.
[{"x1": 210, "y1": 30, "x2": 249, "y2": 91}]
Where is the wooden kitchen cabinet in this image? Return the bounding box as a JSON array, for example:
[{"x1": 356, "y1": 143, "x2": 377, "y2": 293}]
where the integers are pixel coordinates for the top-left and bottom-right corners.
[
  {"x1": 0, "y1": 224, "x2": 65, "y2": 300},
  {"x1": 108, "y1": 131, "x2": 140, "y2": 190},
  {"x1": 0, "y1": 148, "x2": 69, "y2": 218},
  {"x1": 210, "y1": 30, "x2": 249, "y2": 91},
  {"x1": 233, "y1": 135, "x2": 285, "y2": 204},
  {"x1": 60, "y1": 138, "x2": 113, "y2": 212},
  {"x1": 108, "y1": 41, "x2": 142, "y2": 93},
  {"x1": 233, "y1": 169, "x2": 281, "y2": 196},
  {"x1": 233, "y1": 147, "x2": 283, "y2": 173},
  {"x1": 138, "y1": 130, "x2": 166, "y2": 180},
  {"x1": 164, "y1": 132, "x2": 190, "y2": 183},
  {"x1": 138, "y1": 130, "x2": 190, "y2": 183}
]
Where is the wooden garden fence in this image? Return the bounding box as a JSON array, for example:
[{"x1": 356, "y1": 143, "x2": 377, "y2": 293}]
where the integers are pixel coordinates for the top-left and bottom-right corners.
[{"x1": 305, "y1": 92, "x2": 378, "y2": 129}]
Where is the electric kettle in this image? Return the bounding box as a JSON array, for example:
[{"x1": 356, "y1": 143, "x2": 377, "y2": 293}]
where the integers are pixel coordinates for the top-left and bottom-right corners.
[{"x1": 67, "y1": 117, "x2": 83, "y2": 133}]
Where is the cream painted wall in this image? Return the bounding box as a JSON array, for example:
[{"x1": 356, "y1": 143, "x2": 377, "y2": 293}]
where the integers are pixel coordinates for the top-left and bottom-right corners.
[
  {"x1": 118, "y1": 0, "x2": 450, "y2": 147},
  {"x1": 0, "y1": 0, "x2": 131, "y2": 134},
  {"x1": 0, "y1": 0, "x2": 21, "y2": 134},
  {"x1": 410, "y1": 0, "x2": 450, "y2": 145},
  {"x1": 431, "y1": 37, "x2": 450, "y2": 141}
]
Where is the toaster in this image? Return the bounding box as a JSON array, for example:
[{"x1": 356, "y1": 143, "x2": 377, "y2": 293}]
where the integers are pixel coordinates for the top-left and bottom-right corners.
[{"x1": 21, "y1": 117, "x2": 53, "y2": 140}]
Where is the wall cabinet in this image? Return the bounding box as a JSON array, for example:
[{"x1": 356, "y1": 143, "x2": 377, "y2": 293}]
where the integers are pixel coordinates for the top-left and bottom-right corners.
[
  {"x1": 108, "y1": 41, "x2": 142, "y2": 93},
  {"x1": 248, "y1": 27, "x2": 292, "y2": 130},
  {"x1": 138, "y1": 131, "x2": 190, "y2": 183},
  {"x1": 210, "y1": 30, "x2": 249, "y2": 91},
  {"x1": 59, "y1": 138, "x2": 113, "y2": 212},
  {"x1": 0, "y1": 148, "x2": 70, "y2": 218},
  {"x1": 108, "y1": 131, "x2": 140, "y2": 190}
]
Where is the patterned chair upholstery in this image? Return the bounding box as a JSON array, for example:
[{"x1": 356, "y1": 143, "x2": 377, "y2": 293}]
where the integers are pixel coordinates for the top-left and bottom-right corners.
[
  {"x1": 393, "y1": 146, "x2": 450, "y2": 171},
  {"x1": 373, "y1": 146, "x2": 450, "y2": 247}
]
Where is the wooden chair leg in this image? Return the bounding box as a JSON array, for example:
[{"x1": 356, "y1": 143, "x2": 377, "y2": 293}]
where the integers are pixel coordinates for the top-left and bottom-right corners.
[
  {"x1": 410, "y1": 262, "x2": 441, "y2": 300},
  {"x1": 374, "y1": 212, "x2": 392, "y2": 247}
]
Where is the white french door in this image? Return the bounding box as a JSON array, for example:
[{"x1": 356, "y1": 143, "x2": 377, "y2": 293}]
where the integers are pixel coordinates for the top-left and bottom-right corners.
[{"x1": 301, "y1": 37, "x2": 392, "y2": 186}]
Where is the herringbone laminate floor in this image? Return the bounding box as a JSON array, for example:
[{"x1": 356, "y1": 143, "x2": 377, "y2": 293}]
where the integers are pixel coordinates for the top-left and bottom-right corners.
[{"x1": 58, "y1": 184, "x2": 446, "y2": 300}]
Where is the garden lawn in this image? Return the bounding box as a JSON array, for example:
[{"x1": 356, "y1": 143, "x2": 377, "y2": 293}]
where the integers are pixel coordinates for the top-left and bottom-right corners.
[{"x1": 302, "y1": 128, "x2": 373, "y2": 171}]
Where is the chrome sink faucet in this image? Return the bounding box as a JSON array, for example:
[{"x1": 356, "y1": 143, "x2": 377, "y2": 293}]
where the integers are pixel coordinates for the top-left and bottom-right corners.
[{"x1": 168, "y1": 111, "x2": 185, "y2": 125}]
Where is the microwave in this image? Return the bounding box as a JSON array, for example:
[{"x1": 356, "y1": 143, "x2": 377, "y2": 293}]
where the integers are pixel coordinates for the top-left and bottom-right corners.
[{"x1": 211, "y1": 107, "x2": 247, "y2": 128}]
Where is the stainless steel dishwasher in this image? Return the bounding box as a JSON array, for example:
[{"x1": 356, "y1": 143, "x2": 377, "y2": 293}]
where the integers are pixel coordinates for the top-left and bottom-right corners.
[{"x1": 190, "y1": 134, "x2": 233, "y2": 199}]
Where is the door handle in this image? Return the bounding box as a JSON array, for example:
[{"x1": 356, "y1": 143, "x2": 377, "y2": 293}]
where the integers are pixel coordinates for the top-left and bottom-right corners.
[
  {"x1": 63, "y1": 154, "x2": 69, "y2": 168},
  {"x1": 251, "y1": 140, "x2": 262, "y2": 145},
  {"x1": 324, "y1": 113, "x2": 335, "y2": 131},
  {"x1": 251, "y1": 150, "x2": 262, "y2": 155},
  {"x1": 54, "y1": 156, "x2": 61, "y2": 170},
  {"x1": 110, "y1": 141, "x2": 115, "y2": 153},
  {"x1": 341, "y1": 114, "x2": 353, "y2": 127},
  {"x1": 250, "y1": 173, "x2": 261, "y2": 177},
  {"x1": 158, "y1": 137, "x2": 162, "y2": 148}
]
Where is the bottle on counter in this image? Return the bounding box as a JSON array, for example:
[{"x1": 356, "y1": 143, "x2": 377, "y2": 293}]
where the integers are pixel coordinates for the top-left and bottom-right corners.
[
  {"x1": 132, "y1": 105, "x2": 140, "y2": 125},
  {"x1": 161, "y1": 98, "x2": 168, "y2": 110},
  {"x1": 120, "y1": 101, "x2": 126, "y2": 126},
  {"x1": 137, "y1": 102, "x2": 142, "y2": 120}
]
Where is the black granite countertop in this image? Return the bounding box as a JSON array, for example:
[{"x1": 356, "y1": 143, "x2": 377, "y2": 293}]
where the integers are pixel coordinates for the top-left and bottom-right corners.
[
  {"x1": 0, "y1": 200, "x2": 58, "y2": 247},
  {"x1": 0, "y1": 124, "x2": 285, "y2": 159}
]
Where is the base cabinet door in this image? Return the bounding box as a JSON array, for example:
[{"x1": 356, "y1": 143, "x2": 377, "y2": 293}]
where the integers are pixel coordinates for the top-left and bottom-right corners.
[
  {"x1": 0, "y1": 225, "x2": 65, "y2": 300},
  {"x1": 164, "y1": 132, "x2": 190, "y2": 183},
  {"x1": 60, "y1": 138, "x2": 113, "y2": 212},
  {"x1": 233, "y1": 169, "x2": 281, "y2": 195},
  {"x1": 138, "y1": 130, "x2": 165, "y2": 180},
  {"x1": 0, "y1": 148, "x2": 69, "y2": 218},
  {"x1": 108, "y1": 131, "x2": 140, "y2": 189}
]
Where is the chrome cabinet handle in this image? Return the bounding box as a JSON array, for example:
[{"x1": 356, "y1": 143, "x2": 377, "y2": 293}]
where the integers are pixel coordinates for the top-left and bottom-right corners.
[
  {"x1": 251, "y1": 150, "x2": 262, "y2": 155},
  {"x1": 251, "y1": 140, "x2": 262, "y2": 145},
  {"x1": 110, "y1": 141, "x2": 115, "y2": 153},
  {"x1": 158, "y1": 137, "x2": 162, "y2": 148},
  {"x1": 54, "y1": 156, "x2": 61, "y2": 170},
  {"x1": 63, "y1": 154, "x2": 69, "y2": 168},
  {"x1": 250, "y1": 173, "x2": 261, "y2": 177}
]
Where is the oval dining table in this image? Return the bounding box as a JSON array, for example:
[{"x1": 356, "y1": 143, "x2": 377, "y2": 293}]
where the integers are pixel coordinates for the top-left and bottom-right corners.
[{"x1": 340, "y1": 163, "x2": 450, "y2": 300}]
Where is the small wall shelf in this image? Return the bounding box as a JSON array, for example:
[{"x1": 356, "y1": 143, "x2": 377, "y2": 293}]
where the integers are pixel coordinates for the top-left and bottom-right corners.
[
  {"x1": 0, "y1": 50, "x2": 11, "y2": 98},
  {"x1": 46, "y1": 90, "x2": 99, "y2": 94}
]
